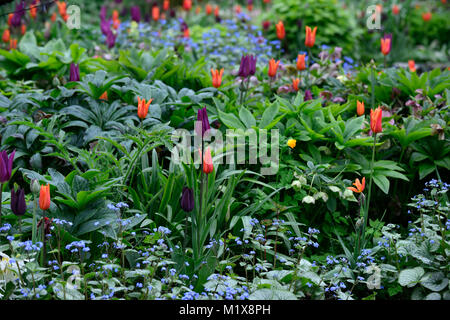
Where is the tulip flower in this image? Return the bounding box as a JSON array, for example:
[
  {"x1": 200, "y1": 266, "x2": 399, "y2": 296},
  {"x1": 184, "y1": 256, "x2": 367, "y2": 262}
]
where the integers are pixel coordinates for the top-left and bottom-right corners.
[
  {"x1": 130, "y1": 6, "x2": 141, "y2": 22},
  {"x1": 235, "y1": 5, "x2": 242, "y2": 14},
  {"x1": 100, "y1": 6, "x2": 107, "y2": 21},
  {"x1": 152, "y1": 6, "x2": 160, "y2": 21},
  {"x1": 180, "y1": 187, "x2": 194, "y2": 212},
  {"x1": 30, "y1": 0, "x2": 39, "y2": 20},
  {"x1": 183, "y1": 0, "x2": 192, "y2": 11},
  {"x1": 238, "y1": 55, "x2": 257, "y2": 78},
  {"x1": 8, "y1": 13, "x2": 13, "y2": 27},
  {"x1": 137, "y1": 97, "x2": 152, "y2": 120},
  {"x1": 287, "y1": 139, "x2": 296, "y2": 149},
  {"x1": 408, "y1": 60, "x2": 416, "y2": 72},
  {"x1": 370, "y1": 107, "x2": 383, "y2": 134},
  {"x1": 202, "y1": 147, "x2": 214, "y2": 174},
  {"x1": 275, "y1": 21, "x2": 285, "y2": 40},
  {"x1": 211, "y1": 68, "x2": 224, "y2": 88},
  {"x1": 196, "y1": 107, "x2": 211, "y2": 138},
  {"x1": 39, "y1": 184, "x2": 51, "y2": 211},
  {"x1": 2, "y1": 29, "x2": 10, "y2": 43},
  {"x1": 106, "y1": 30, "x2": 116, "y2": 49},
  {"x1": 11, "y1": 187, "x2": 26, "y2": 216},
  {"x1": 268, "y1": 59, "x2": 280, "y2": 78},
  {"x1": 69, "y1": 63, "x2": 80, "y2": 82},
  {"x1": 51, "y1": 12, "x2": 57, "y2": 22},
  {"x1": 214, "y1": 6, "x2": 219, "y2": 18},
  {"x1": 296, "y1": 54, "x2": 306, "y2": 71},
  {"x1": 292, "y1": 78, "x2": 300, "y2": 91},
  {"x1": 304, "y1": 89, "x2": 313, "y2": 101},
  {"x1": 99, "y1": 91, "x2": 108, "y2": 100},
  {"x1": 357, "y1": 100, "x2": 365, "y2": 116},
  {"x1": 347, "y1": 177, "x2": 365, "y2": 193},
  {"x1": 112, "y1": 10, "x2": 119, "y2": 21},
  {"x1": 305, "y1": 26, "x2": 317, "y2": 48},
  {"x1": 9, "y1": 39, "x2": 17, "y2": 50},
  {"x1": 392, "y1": 5, "x2": 400, "y2": 15},
  {"x1": 0, "y1": 150, "x2": 15, "y2": 184},
  {"x1": 422, "y1": 12, "x2": 432, "y2": 22},
  {"x1": 183, "y1": 28, "x2": 190, "y2": 38},
  {"x1": 205, "y1": 4, "x2": 212, "y2": 15},
  {"x1": 380, "y1": 34, "x2": 392, "y2": 56},
  {"x1": 21, "y1": 24, "x2": 26, "y2": 35},
  {"x1": 163, "y1": 0, "x2": 170, "y2": 11},
  {"x1": 11, "y1": 2, "x2": 25, "y2": 28}
]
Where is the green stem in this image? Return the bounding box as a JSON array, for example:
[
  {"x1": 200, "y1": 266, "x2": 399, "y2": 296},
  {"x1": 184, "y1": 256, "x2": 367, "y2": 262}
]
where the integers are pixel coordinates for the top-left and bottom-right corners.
[
  {"x1": 361, "y1": 134, "x2": 377, "y2": 250},
  {"x1": 32, "y1": 198, "x2": 38, "y2": 244}
]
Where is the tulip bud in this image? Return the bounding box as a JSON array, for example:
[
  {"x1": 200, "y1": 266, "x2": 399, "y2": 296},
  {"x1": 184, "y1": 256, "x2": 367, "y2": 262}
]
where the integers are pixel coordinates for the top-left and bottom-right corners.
[
  {"x1": 31, "y1": 179, "x2": 40, "y2": 195},
  {"x1": 180, "y1": 187, "x2": 194, "y2": 212}
]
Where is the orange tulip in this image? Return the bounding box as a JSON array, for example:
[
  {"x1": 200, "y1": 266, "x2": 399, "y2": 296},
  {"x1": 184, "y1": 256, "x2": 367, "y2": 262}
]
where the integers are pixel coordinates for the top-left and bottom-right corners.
[
  {"x1": 163, "y1": 0, "x2": 170, "y2": 11},
  {"x1": 183, "y1": 0, "x2": 192, "y2": 11},
  {"x1": 214, "y1": 6, "x2": 219, "y2": 17},
  {"x1": 113, "y1": 19, "x2": 120, "y2": 30},
  {"x1": 292, "y1": 78, "x2": 300, "y2": 91},
  {"x1": 235, "y1": 5, "x2": 242, "y2": 14},
  {"x1": 183, "y1": 28, "x2": 190, "y2": 38},
  {"x1": 392, "y1": 5, "x2": 400, "y2": 15},
  {"x1": 30, "y1": 0, "x2": 39, "y2": 19},
  {"x1": 39, "y1": 184, "x2": 51, "y2": 211},
  {"x1": 202, "y1": 147, "x2": 214, "y2": 174},
  {"x1": 422, "y1": 12, "x2": 432, "y2": 22},
  {"x1": 211, "y1": 68, "x2": 224, "y2": 88},
  {"x1": 152, "y1": 6, "x2": 160, "y2": 21},
  {"x1": 9, "y1": 39, "x2": 17, "y2": 50},
  {"x1": 8, "y1": 14, "x2": 13, "y2": 27},
  {"x1": 99, "y1": 91, "x2": 108, "y2": 100},
  {"x1": 275, "y1": 21, "x2": 285, "y2": 40},
  {"x1": 296, "y1": 54, "x2": 306, "y2": 71},
  {"x1": 57, "y1": 1, "x2": 68, "y2": 21},
  {"x1": 305, "y1": 26, "x2": 317, "y2": 48},
  {"x1": 137, "y1": 97, "x2": 152, "y2": 119},
  {"x1": 268, "y1": 59, "x2": 280, "y2": 78},
  {"x1": 206, "y1": 4, "x2": 212, "y2": 15},
  {"x1": 51, "y1": 12, "x2": 57, "y2": 22},
  {"x1": 21, "y1": 24, "x2": 26, "y2": 35},
  {"x1": 408, "y1": 60, "x2": 416, "y2": 72},
  {"x1": 357, "y1": 100, "x2": 365, "y2": 116},
  {"x1": 2, "y1": 29, "x2": 10, "y2": 43},
  {"x1": 376, "y1": 4, "x2": 382, "y2": 13},
  {"x1": 347, "y1": 177, "x2": 365, "y2": 193},
  {"x1": 112, "y1": 10, "x2": 119, "y2": 21},
  {"x1": 370, "y1": 107, "x2": 383, "y2": 134},
  {"x1": 247, "y1": 4, "x2": 253, "y2": 11},
  {"x1": 380, "y1": 35, "x2": 391, "y2": 56}
]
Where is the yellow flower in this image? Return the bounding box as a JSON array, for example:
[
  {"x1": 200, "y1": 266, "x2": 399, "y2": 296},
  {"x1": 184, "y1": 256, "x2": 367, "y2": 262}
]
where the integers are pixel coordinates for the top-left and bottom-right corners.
[{"x1": 287, "y1": 139, "x2": 296, "y2": 149}]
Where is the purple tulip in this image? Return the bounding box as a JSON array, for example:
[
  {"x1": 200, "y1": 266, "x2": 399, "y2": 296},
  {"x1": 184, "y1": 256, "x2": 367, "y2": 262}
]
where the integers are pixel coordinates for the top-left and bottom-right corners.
[
  {"x1": 69, "y1": 63, "x2": 80, "y2": 82},
  {"x1": 100, "y1": 19, "x2": 111, "y2": 36},
  {"x1": 100, "y1": 6, "x2": 107, "y2": 21},
  {"x1": 180, "y1": 187, "x2": 194, "y2": 212},
  {"x1": 238, "y1": 55, "x2": 257, "y2": 78},
  {"x1": 0, "y1": 150, "x2": 15, "y2": 184},
  {"x1": 131, "y1": 6, "x2": 141, "y2": 22},
  {"x1": 106, "y1": 30, "x2": 116, "y2": 49},
  {"x1": 11, "y1": 187, "x2": 26, "y2": 216},
  {"x1": 11, "y1": 2, "x2": 25, "y2": 27},
  {"x1": 304, "y1": 90, "x2": 313, "y2": 101},
  {"x1": 195, "y1": 107, "x2": 211, "y2": 138}
]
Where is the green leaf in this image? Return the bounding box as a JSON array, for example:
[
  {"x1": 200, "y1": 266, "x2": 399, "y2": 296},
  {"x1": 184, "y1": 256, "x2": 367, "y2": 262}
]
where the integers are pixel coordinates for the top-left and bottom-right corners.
[
  {"x1": 420, "y1": 272, "x2": 449, "y2": 292},
  {"x1": 238, "y1": 107, "x2": 256, "y2": 129},
  {"x1": 398, "y1": 267, "x2": 425, "y2": 287}
]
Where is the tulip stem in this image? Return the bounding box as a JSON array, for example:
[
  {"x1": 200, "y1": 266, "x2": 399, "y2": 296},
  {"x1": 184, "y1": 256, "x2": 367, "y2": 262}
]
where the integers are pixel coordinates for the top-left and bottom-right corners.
[
  {"x1": 361, "y1": 134, "x2": 377, "y2": 250},
  {"x1": 32, "y1": 197, "x2": 38, "y2": 244}
]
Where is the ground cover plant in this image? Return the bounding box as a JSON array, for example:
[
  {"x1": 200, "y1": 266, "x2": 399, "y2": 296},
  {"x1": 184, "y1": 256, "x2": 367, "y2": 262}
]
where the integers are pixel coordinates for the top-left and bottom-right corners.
[{"x1": 0, "y1": 0, "x2": 449, "y2": 301}]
